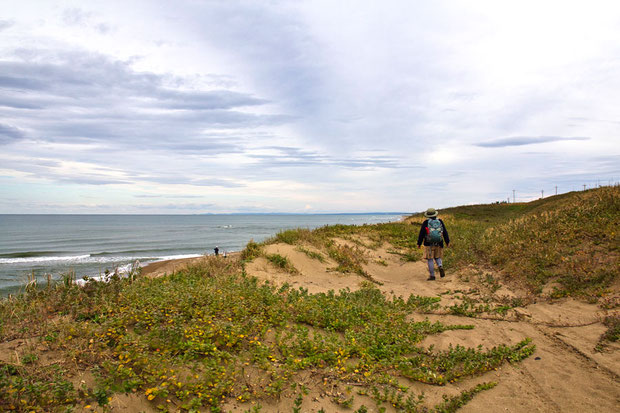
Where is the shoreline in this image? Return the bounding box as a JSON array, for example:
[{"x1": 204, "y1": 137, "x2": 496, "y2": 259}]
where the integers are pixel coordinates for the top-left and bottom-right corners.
[
  {"x1": 140, "y1": 251, "x2": 241, "y2": 278},
  {"x1": 1, "y1": 214, "x2": 406, "y2": 295}
]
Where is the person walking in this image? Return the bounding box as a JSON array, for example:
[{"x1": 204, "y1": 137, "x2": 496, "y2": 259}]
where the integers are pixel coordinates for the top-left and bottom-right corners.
[{"x1": 417, "y1": 208, "x2": 450, "y2": 281}]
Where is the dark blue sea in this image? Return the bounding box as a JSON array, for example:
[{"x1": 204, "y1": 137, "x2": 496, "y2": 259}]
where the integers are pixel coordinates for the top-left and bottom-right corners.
[{"x1": 0, "y1": 214, "x2": 404, "y2": 296}]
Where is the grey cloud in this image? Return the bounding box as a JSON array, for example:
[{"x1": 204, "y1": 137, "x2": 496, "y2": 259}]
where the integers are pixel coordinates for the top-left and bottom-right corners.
[
  {"x1": 247, "y1": 145, "x2": 416, "y2": 170},
  {"x1": 0, "y1": 75, "x2": 45, "y2": 90},
  {"x1": 123, "y1": 202, "x2": 216, "y2": 211},
  {"x1": 189, "y1": 178, "x2": 244, "y2": 188},
  {"x1": 55, "y1": 176, "x2": 130, "y2": 185},
  {"x1": 134, "y1": 194, "x2": 204, "y2": 199},
  {"x1": 0, "y1": 49, "x2": 281, "y2": 149},
  {"x1": 137, "y1": 174, "x2": 245, "y2": 188},
  {"x1": 32, "y1": 159, "x2": 61, "y2": 167},
  {"x1": 155, "y1": 89, "x2": 267, "y2": 110},
  {"x1": 95, "y1": 23, "x2": 112, "y2": 34},
  {"x1": 0, "y1": 96, "x2": 44, "y2": 109},
  {"x1": 475, "y1": 136, "x2": 591, "y2": 148},
  {"x1": 61, "y1": 8, "x2": 114, "y2": 34},
  {"x1": 0, "y1": 54, "x2": 268, "y2": 113},
  {"x1": 62, "y1": 8, "x2": 93, "y2": 25},
  {"x1": 0, "y1": 20, "x2": 15, "y2": 31},
  {"x1": 0, "y1": 123, "x2": 26, "y2": 144},
  {"x1": 186, "y1": 2, "x2": 324, "y2": 113},
  {"x1": 163, "y1": 203, "x2": 215, "y2": 211},
  {"x1": 0, "y1": 152, "x2": 248, "y2": 188},
  {"x1": 0, "y1": 158, "x2": 129, "y2": 186},
  {"x1": 0, "y1": 56, "x2": 158, "y2": 96},
  {"x1": 568, "y1": 116, "x2": 620, "y2": 125}
]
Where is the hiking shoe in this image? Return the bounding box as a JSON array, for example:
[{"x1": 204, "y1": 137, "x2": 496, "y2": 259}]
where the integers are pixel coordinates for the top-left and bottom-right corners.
[
  {"x1": 427, "y1": 276, "x2": 436, "y2": 281},
  {"x1": 439, "y1": 267, "x2": 445, "y2": 278}
]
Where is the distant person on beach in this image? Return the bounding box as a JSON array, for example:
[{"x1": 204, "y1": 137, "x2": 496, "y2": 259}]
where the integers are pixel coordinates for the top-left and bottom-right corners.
[
  {"x1": 214, "y1": 246, "x2": 219, "y2": 256},
  {"x1": 417, "y1": 208, "x2": 450, "y2": 281}
]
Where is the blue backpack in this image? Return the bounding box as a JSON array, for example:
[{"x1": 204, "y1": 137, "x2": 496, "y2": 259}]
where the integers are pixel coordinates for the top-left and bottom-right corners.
[{"x1": 426, "y1": 218, "x2": 443, "y2": 245}]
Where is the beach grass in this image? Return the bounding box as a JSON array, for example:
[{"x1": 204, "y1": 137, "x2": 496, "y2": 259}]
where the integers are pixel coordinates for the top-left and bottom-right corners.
[
  {"x1": 440, "y1": 186, "x2": 619, "y2": 298},
  {"x1": 255, "y1": 186, "x2": 619, "y2": 301}
]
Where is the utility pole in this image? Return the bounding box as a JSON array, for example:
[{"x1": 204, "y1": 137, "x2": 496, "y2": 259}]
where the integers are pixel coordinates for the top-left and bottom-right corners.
[
  {"x1": 541, "y1": 189, "x2": 544, "y2": 198},
  {"x1": 555, "y1": 186, "x2": 557, "y2": 195},
  {"x1": 512, "y1": 189, "x2": 516, "y2": 203},
  {"x1": 583, "y1": 184, "x2": 586, "y2": 191}
]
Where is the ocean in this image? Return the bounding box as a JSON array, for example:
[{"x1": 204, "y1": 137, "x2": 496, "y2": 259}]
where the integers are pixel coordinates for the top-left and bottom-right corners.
[{"x1": 0, "y1": 214, "x2": 404, "y2": 296}]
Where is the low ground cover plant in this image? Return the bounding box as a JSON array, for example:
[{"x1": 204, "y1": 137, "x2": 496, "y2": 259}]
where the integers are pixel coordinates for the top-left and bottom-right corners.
[{"x1": 0, "y1": 258, "x2": 534, "y2": 412}]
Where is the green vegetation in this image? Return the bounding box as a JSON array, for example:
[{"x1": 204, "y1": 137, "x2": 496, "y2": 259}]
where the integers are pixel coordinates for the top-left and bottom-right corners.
[
  {"x1": 0, "y1": 257, "x2": 533, "y2": 411},
  {"x1": 247, "y1": 221, "x2": 423, "y2": 283},
  {"x1": 295, "y1": 246, "x2": 326, "y2": 263},
  {"x1": 253, "y1": 186, "x2": 618, "y2": 301},
  {"x1": 266, "y1": 253, "x2": 299, "y2": 274},
  {"x1": 2, "y1": 186, "x2": 618, "y2": 411},
  {"x1": 421, "y1": 186, "x2": 619, "y2": 299},
  {"x1": 595, "y1": 314, "x2": 620, "y2": 352},
  {"x1": 265, "y1": 222, "x2": 421, "y2": 260}
]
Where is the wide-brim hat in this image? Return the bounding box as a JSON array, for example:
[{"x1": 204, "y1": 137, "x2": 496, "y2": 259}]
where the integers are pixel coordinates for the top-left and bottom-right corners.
[{"x1": 424, "y1": 208, "x2": 438, "y2": 218}]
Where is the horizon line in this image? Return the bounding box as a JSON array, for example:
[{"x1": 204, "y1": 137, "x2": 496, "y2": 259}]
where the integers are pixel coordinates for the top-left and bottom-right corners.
[{"x1": 0, "y1": 212, "x2": 413, "y2": 216}]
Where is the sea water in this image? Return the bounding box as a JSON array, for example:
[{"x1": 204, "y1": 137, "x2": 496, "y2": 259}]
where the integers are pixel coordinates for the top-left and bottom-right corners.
[{"x1": 0, "y1": 214, "x2": 404, "y2": 296}]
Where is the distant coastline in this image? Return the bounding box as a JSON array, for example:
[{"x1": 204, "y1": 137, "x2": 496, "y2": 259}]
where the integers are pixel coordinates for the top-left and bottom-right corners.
[
  {"x1": 0, "y1": 212, "x2": 411, "y2": 216},
  {"x1": 0, "y1": 213, "x2": 404, "y2": 296}
]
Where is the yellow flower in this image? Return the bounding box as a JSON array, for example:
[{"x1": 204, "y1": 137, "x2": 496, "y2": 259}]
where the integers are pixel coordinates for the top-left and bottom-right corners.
[{"x1": 147, "y1": 394, "x2": 155, "y2": 400}]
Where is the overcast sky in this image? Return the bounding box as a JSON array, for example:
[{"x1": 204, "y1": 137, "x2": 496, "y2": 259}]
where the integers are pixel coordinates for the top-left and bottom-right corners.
[{"x1": 1, "y1": 0, "x2": 619, "y2": 214}]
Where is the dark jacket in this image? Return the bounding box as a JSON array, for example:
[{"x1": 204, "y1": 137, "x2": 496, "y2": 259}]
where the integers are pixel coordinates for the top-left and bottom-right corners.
[{"x1": 417, "y1": 218, "x2": 450, "y2": 247}]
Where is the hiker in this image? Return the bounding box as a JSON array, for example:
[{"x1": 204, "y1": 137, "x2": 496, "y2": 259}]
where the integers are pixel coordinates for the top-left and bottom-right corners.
[
  {"x1": 417, "y1": 208, "x2": 450, "y2": 281},
  {"x1": 214, "y1": 246, "x2": 219, "y2": 256}
]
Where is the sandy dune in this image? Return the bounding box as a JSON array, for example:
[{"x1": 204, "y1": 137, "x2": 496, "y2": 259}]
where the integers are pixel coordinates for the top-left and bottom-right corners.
[{"x1": 140, "y1": 241, "x2": 619, "y2": 412}]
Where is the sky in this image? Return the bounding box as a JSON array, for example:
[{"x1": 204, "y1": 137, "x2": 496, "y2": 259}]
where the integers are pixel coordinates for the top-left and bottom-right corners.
[{"x1": 0, "y1": 0, "x2": 619, "y2": 214}]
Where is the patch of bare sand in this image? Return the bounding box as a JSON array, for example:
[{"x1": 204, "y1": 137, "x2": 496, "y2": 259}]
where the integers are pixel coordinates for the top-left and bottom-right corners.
[
  {"x1": 0, "y1": 338, "x2": 33, "y2": 364},
  {"x1": 246, "y1": 243, "x2": 363, "y2": 294},
  {"x1": 459, "y1": 321, "x2": 619, "y2": 413},
  {"x1": 525, "y1": 299, "x2": 607, "y2": 326},
  {"x1": 549, "y1": 323, "x2": 620, "y2": 377},
  {"x1": 140, "y1": 256, "x2": 206, "y2": 278},
  {"x1": 140, "y1": 253, "x2": 240, "y2": 279}
]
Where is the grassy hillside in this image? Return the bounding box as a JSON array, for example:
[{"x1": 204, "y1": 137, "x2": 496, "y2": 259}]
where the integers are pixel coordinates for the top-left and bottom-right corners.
[
  {"x1": 433, "y1": 186, "x2": 619, "y2": 299},
  {"x1": 255, "y1": 185, "x2": 619, "y2": 300}
]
